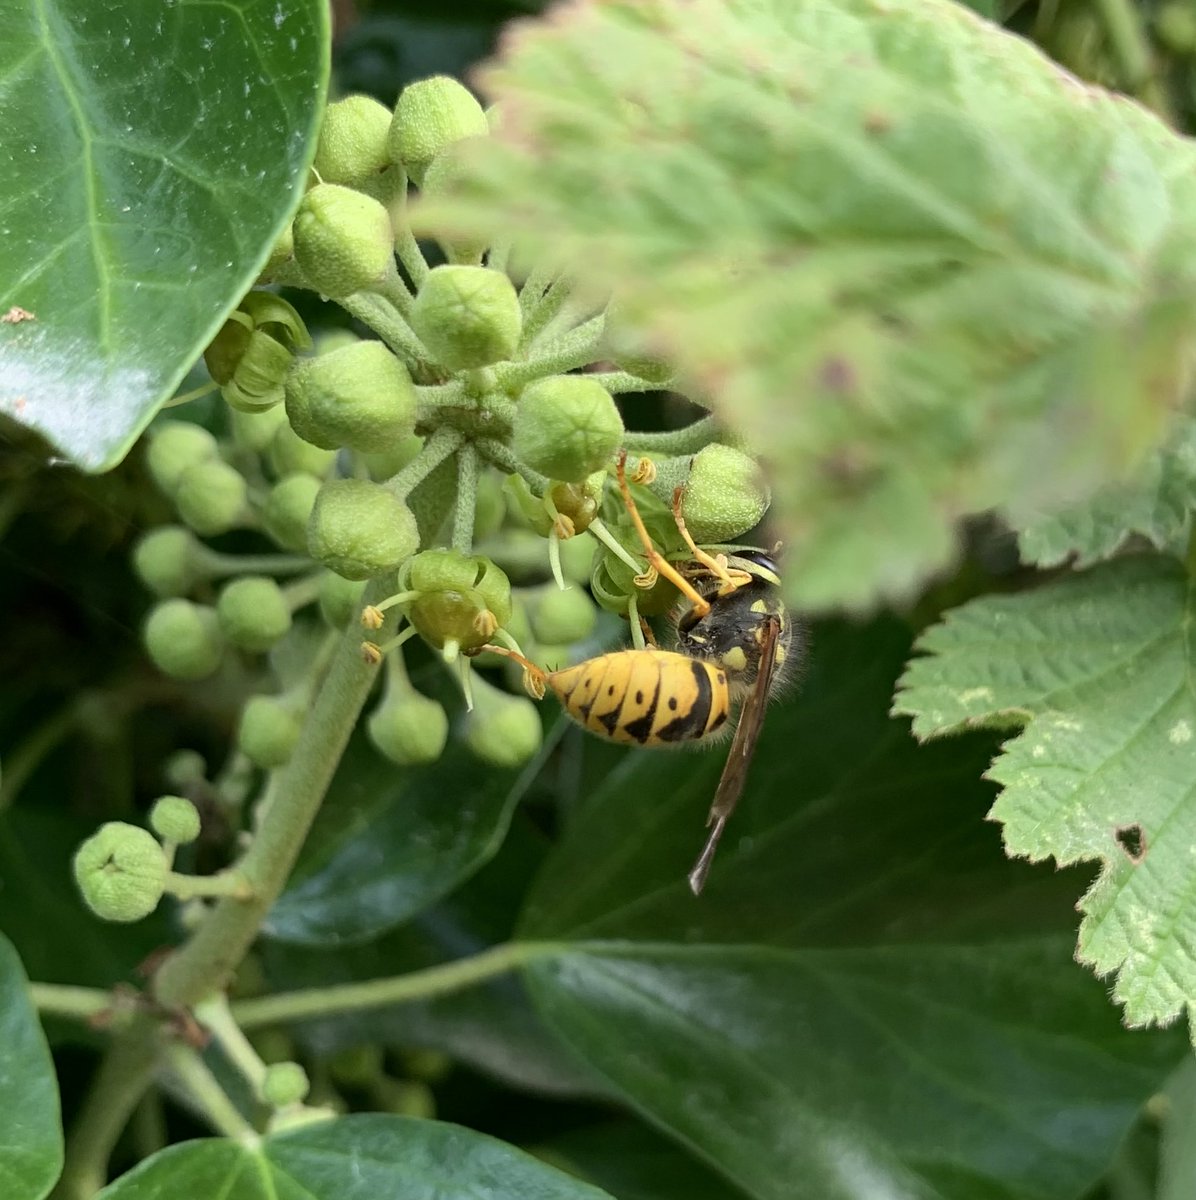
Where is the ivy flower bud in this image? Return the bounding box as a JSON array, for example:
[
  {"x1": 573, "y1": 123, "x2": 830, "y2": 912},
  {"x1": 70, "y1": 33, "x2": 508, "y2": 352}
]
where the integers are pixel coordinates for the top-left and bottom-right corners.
[
  {"x1": 73, "y1": 822, "x2": 168, "y2": 923},
  {"x1": 144, "y1": 599, "x2": 224, "y2": 680},
  {"x1": 263, "y1": 473, "x2": 324, "y2": 553},
  {"x1": 206, "y1": 294, "x2": 311, "y2": 413},
  {"x1": 268, "y1": 423, "x2": 337, "y2": 479},
  {"x1": 132, "y1": 526, "x2": 203, "y2": 597},
  {"x1": 513, "y1": 376, "x2": 623, "y2": 483},
  {"x1": 293, "y1": 183, "x2": 394, "y2": 299},
  {"x1": 532, "y1": 586, "x2": 597, "y2": 644},
  {"x1": 368, "y1": 692, "x2": 450, "y2": 766},
  {"x1": 402, "y1": 550, "x2": 513, "y2": 651},
  {"x1": 307, "y1": 479, "x2": 420, "y2": 580},
  {"x1": 462, "y1": 678, "x2": 542, "y2": 768},
  {"x1": 388, "y1": 75, "x2": 488, "y2": 186},
  {"x1": 174, "y1": 459, "x2": 248, "y2": 536},
  {"x1": 314, "y1": 95, "x2": 394, "y2": 188},
  {"x1": 285, "y1": 340, "x2": 416, "y2": 452},
  {"x1": 262, "y1": 1062, "x2": 311, "y2": 1108},
  {"x1": 681, "y1": 443, "x2": 771, "y2": 543},
  {"x1": 217, "y1": 576, "x2": 292, "y2": 652},
  {"x1": 146, "y1": 421, "x2": 219, "y2": 496},
  {"x1": 229, "y1": 404, "x2": 288, "y2": 453},
  {"x1": 410, "y1": 266, "x2": 521, "y2": 371},
  {"x1": 318, "y1": 571, "x2": 366, "y2": 628},
  {"x1": 238, "y1": 695, "x2": 302, "y2": 768},
  {"x1": 149, "y1": 795, "x2": 202, "y2": 845}
]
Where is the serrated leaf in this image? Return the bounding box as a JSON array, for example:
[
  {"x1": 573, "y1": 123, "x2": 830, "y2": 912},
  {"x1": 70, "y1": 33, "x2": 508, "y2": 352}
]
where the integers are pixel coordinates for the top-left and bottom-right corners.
[
  {"x1": 1015, "y1": 415, "x2": 1196, "y2": 567},
  {"x1": 516, "y1": 620, "x2": 1182, "y2": 1200},
  {"x1": 0, "y1": 934, "x2": 63, "y2": 1200},
  {"x1": 895, "y1": 555, "x2": 1196, "y2": 1033},
  {"x1": 96, "y1": 1114, "x2": 613, "y2": 1200},
  {"x1": 0, "y1": 0, "x2": 328, "y2": 471},
  {"x1": 419, "y1": 0, "x2": 1196, "y2": 610}
]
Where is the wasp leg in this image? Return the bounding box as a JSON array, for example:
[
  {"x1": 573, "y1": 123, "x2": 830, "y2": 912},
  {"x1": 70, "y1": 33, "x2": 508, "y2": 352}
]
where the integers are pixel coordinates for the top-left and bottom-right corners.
[
  {"x1": 474, "y1": 643, "x2": 549, "y2": 700},
  {"x1": 615, "y1": 451, "x2": 711, "y2": 616},
  {"x1": 670, "y1": 486, "x2": 752, "y2": 596}
]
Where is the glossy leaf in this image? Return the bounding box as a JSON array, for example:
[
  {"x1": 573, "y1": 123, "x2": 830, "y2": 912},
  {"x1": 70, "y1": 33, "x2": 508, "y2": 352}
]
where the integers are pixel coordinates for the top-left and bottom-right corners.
[
  {"x1": 0, "y1": 0, "x2": 328, "y2": 470},
  {"x1": 896, "y1": 555, "x2": 1196, "y2": 1034},
  {"x1": 0, "y1": 934, "x2": 62, "y2": 1200},
  {"x1": 519, "y1": 620, "x2": 1184, "y2": 1200},
  {"x1": 96, "y1": 1114, "x2": 613, "y2": 1199},
  {"x1": 265, "y1": 724, "x2": 561, "y2": 945},
  {"x1": 419, "y1": 0, "x2": 1196, "y2": 610}
]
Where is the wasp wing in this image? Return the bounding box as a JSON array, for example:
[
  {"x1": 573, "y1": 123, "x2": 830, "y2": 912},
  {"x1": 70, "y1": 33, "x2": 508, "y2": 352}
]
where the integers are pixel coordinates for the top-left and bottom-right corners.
[{"x1": 687, "y1": 613, "x2": 782, "y2": 895}]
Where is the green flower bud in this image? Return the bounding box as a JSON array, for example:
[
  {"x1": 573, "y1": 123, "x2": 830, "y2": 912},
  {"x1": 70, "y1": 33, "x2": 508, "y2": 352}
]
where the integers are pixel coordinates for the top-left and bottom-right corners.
[
  {"x1": 149, "y1": 795, "x2": 202, "y2": 844},
  {"x1": 401, "y1": 551, "x2": 513, "y2": 651},
  {"x1": 368, "y1": 692, "x2": 450, "y2": 766},
  {"x1": 269, "y1": 423, "x2": 337, "y2": 479},
  {"x1": 163, "y1": 749, "x2": 206, "y2": 789},
  {"x1": 293, "y1": 184, "x2": 394, "y2": 299},
  {"x1": 144, "y1": 599, "x2": 224, "y2": 680},
  {"x1": 73, "y1": 822, "x2": 168, "y2": 923},
  {"x1": 410, "y1": 265, "x2": 520, "y2": 371},
  {"x1": 146, "y1": 421, "x2": 219, "y2": 496},
  {"x1": 175, "y1": 459, "x2": 248, "y2": 536},
  {"x1": 229, "y1": 404, "x2": 289, "y2": 453},
  {"x1": 388, "y1": 75, "x2": 488, "y2": 186},
  {"x1": 314, "y1": 95, "x2": 393, "y2": 188},
  {"x1": 217, "y1": 576, "x2": 292, "y2": 652},
  {"x1": 363, "y1": 434, "x2": 424, "y2": 482},
  {"x1": 681, "y1": 443, "x2": 770, "y2": 543},
  {"x1": 133, "y1": 526, "x2": 203, "y2": 597},
  {"x1": 262, "y1": 1062, "x2": 310, "y2": 1108},
  {"x1": 462, "y1": 678, "x2": 542, "y2": 768},
  {"x1": 513, "y1": 376, "x2": 623, "y2": 483},
  {"x1": 238, "y1": 695, "x2": 302, "y2": 768},
  {"x1": 263, "y1": 473, "x2": 324, "y2": 552},
  {"x1": 421, "y1": 141, "x2": 489, "y2": 264},
  {"x1": 307, "y1": 479, "x2": 420, "y2": 580},
  {"x1": 531, "y1": 586, "x2": 597, "y2": 644},
  {"x1": 285, "y1": 340, "x2": 416, "y2": 452},
  {"x1": 407, "y1": 548, "x2": 490, "y2": 594},
  {"x1": 317, "y1": 571, "x2": 366, "y2": 628}
]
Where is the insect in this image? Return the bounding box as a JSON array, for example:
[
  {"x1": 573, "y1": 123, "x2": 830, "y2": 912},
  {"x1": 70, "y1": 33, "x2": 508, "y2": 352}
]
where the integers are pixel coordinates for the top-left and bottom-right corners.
[{"x1": 480, "y1": 452, "x2": 798, "y2": 895}]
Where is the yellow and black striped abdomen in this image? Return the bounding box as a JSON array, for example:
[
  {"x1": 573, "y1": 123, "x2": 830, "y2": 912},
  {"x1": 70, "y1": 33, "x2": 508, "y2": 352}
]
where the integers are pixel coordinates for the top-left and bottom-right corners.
[{"x1": 546, "y1": 649, "x2": 730, "y2": 746}]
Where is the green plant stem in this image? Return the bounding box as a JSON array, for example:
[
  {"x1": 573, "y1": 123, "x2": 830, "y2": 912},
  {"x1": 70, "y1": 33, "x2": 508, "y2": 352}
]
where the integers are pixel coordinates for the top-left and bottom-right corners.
[
  {"x1": 194, "y1": 994, "x2": 268, "y2": 1098},
  {"x1": 339, "y1": 292, "x2": 432, "y2": 373},
  {"x1": 386, "y1": 427, "x2": 465, "y2": 499},
  {"x1": 624, "y1": 414, "x2": 724, "y2": 456},
  {"x1": 164, "y1": 381, "x2": 219, "y2": 408},
  {"x1": 377, "y1": 271, "x2": 414, "y2": 319},
  {"x1": 385, "y1": 166, "x2": 430, "y2": 288},
  {"x1": 55, "y1": 1026, "x2": 159, "y2": 1200},
  {"x1": 165, "y1": 869, "x2": 253, "y2": 902},
  {"x1": 231, "y1": 941, "x2": 558, "y2": 1030},
  {"x1": 497, "y1": 313, "x2": 606, "y2": 391},
  {"x1": 453, "y1": 443, "x2": 479, "y2": 554},
  {"x1": 518, "y1": 260, "x2": 557, "y2": 319},
  {"x1": 29, "y1": 983, "x2": 111, "y2": 1022},
  {"x1": 281, "y1": 572, "x2": 325, "y2": 612},
  {"x1": 199, "y1": 550, "x2": 314, "y2": 578},
  {"x1": 163, "y1": 1043, "x2": 257, "y2": 1141},
  {"x1": 487, "y1": 238, "x2": 512, "y2": 275},
  {"x1": 152, "y1": 581, "x2": 399, "y2": 1011},
  {"x1": 520, "y1": 276, "x2": 572, "y2": 349},
  {"x1": 475, "y1": 439, "x2": 550, "y2": 493},
  {"x1": 1094, "y1": 0, "x2": 1173, "y2": 115},
  {"x1": 589, "y1": 369, "x2": 673, "y2": 395}
]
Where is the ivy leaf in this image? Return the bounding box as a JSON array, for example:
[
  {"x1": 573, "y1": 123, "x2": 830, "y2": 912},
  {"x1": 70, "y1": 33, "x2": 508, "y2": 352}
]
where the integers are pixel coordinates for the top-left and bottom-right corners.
[
  {"x1": 1014, "y1": 415, "x2": 1196, "y2": 567},
  {"x1": 0, "y1": 934, "x2": 62, "y2": 1200},
  {"x1": 894, "y1": 554, "x2": 1196, "y2": 1034},
  {"x1": 419, "y1": 0, "x2": 1196, "y2": 610},
  {"x1": 96, "y1": 1114, "x2": 613, "y2": 1199},
  {"x1": 0, "y1": 0, "x2": 328, "y2": 471},
  {"x1": 519, "y1": 621, "x2": 1183, "y2": 1200}
]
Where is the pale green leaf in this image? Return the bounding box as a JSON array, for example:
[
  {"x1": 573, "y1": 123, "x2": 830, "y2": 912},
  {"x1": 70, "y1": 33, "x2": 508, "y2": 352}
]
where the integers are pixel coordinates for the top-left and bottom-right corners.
[
  {"x1": 1015, "y1": 415, "x2": 1196, "y2": 567},
  {"x1": 894, "y1": 555, "x2": 1196, "y2": 1032},
  {"x1": 419, "y1": 0, "x2": 1196, "y2": 609}
]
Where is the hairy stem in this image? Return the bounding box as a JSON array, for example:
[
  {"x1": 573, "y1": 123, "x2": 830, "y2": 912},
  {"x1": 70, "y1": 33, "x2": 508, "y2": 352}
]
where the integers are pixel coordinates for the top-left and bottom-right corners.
[
  {"x1": 624, "y1": 414, "x2": 725, "y2": 456},
  {"x1": 386, "y1": 427, "x2": 465, "y2": 499},
  {"x1": 231, "y1": 941, "x2": 559, "y2": 1029},
  {"x1": 475, "y1": 439, "x2": 550, "y2": 493},
  {"x1": 452, "y1": 443, "x2": 479, "y2": 554},
  {"x1": 587, "y1": 369, "x2": 674, "y2": 395},
  {"x1": 163, "y1": 1043, "x2": 257, "y2": 1141},
  {"x1": 29, "y1": 983, "x2": 111, "y2": 1022},
  {"x1": 496, "y1": 314, "x2": 606, "y2": 391},
  {"x1": 339, "y1": 292, "x2": 432, "y2": 374}
]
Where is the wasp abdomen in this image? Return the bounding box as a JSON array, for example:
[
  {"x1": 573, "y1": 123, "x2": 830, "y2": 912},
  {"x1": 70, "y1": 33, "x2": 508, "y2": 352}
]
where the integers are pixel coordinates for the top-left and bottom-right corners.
[{"x1": 547, "y1": 649, "x2": 730, "y2": 746}]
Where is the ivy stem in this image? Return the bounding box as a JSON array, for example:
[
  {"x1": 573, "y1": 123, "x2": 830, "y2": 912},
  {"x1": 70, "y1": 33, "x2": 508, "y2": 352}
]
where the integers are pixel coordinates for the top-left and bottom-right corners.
[
  {"x1": 587, "y1": 370, "x2": 673, "y2": 395},
  {"x1": 519, "y1": 276, "x2": 572, "y2": 350},
  {"x1": 165, "y1": 869, "x2": 254, "y2": 903},
  {"x1": 163, "y1": 1042, "x2": 258, "y2": 1141},
  {"x1": 151, "y1": 579, "x2": 399, "y2": 1011},
  {"x1": 230, "y1": 941, "x2": 560, "y2": 1030},
  {"x1": 29, "y1": 983, "x2": 111, "y2": 1022},
  {"x1": 376, "y1": 272, "x2": 415, "y2": 320},
  {"x1": 517, "y1": 260, "x2": 558, "y2": 320},
  {"x1": 384, "y1": 166, "x2": 430, "y2": 289},
  {"x1": 163, "y1": 381, "x2": 219, "y2": 408},
  {"x1": 496, "y1": 314, "x2": 606, "y2": 392},
  {"x1": 475, "y1": 439, "x2": 549, "y2": 493},
  {"x1": 624, "y1": 414, "x2": 724, "y2": 456},
  {"x1": 54, "y1": 1025, "x2": 159, "y2": 1200},
  {"x1": 453, "y1": 443, "x2": 479, "y2": 554},
  {"x1": 339, "y1": 292, "x2": 432, "y2": 375},
  {"x1": 194, "y1": 993, "x2": 268, "y2": 1098},
  {"x1": 386, "y1": 427, "x2": 465, "y2": 500}
]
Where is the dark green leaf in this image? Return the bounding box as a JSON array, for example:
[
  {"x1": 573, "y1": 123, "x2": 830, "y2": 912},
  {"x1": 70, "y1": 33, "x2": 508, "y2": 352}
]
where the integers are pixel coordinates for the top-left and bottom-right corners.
[
  {"x1": 0, "y1": 1, "x2": 328, "y2": 470},
  {"x1": 419, "y1": 0, "x2": 1196, "y2": 610},
  {"x1": 518, "y1": 620, "x2": 1184, "y2": 1200},
  {"x1": 0, "y1": 934, "x2": 62, "y2": 1200},
  {"x1": 96, "y1": 1114, "x2": 614, "y2": 1199}
]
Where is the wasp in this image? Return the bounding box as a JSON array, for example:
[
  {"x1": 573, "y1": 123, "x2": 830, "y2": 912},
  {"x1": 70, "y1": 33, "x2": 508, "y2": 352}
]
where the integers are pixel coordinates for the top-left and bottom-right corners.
[{"x1": 481, "y1": 452, "x2": 799, "y2": 895}]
